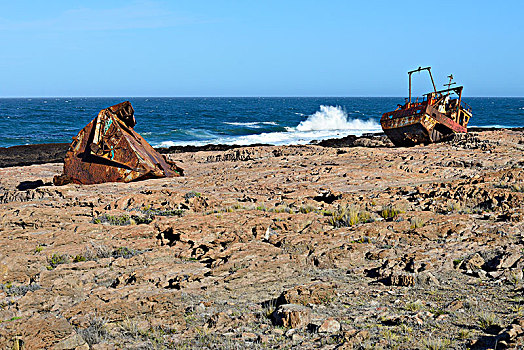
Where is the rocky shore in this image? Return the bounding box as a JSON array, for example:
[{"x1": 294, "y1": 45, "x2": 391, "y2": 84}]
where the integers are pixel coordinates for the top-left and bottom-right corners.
[{"x1": 1, "y1": 129, "x2": 524, "y2": 349}]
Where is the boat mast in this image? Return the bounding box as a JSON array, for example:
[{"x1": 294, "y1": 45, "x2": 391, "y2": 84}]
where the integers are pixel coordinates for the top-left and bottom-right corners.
[{"x1": 408, "y1": 66, "x2": 436, "y2": 104}]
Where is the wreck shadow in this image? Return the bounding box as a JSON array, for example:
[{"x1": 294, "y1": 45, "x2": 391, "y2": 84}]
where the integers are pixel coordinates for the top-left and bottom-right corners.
[{"x1": 16, "y1": 179, "x2": 50, "y2": 191}]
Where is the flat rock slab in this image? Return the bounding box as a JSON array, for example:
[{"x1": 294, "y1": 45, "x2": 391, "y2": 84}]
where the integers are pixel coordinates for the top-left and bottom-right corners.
[{"x1": 0, "y1": 129, "x2": 523, "y2": 348}]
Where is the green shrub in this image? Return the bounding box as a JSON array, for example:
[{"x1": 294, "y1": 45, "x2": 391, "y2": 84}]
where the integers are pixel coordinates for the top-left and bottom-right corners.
[
  {"x1": 255, "y1": 204, "x2": 267, "y2": 211},
  {"x1": 271, "y1": 205, "x2": 294, "y2": 214},
  {"x1": 48, "y1": 253, "x2": 70, "y2": 268},
  {"x1": 299, "y1": 205, "x2": 316, "y2": 214},
  {"x1": 82, "y1": 243, "x2": 112, "y2": 260},
  {"x1": 404, "y1": 301, "x2": 424, "y2": 312},
  {"x1": 184, "y1": 191, "x2": 201, "y2": 200},
  {"x1": 1, "y1": 282, "x2": 41, "y2": 296},
  {"x1": 77, "y1": 315, "x2": 108, "y2": 345},
  {"x1": 73, "y1": 255, "x2": 86, "y2": 263},
  {"x1": 141, "y1": 207, "x2": 184, "y2": 218},
  {"x1": 446, "y1": 201, "x2": 461, "y2": 213},
  {"x1": 422, "y1": 337, "x2": 451, "y2": 350},
  {"x1": 112, "y1": 247, "x2": 140, "y2": 259},
  {"x1": 93, "y1": 208, "x2": 184, "y2": 226},
  {"x1": 409, "y1": 217, "x2": 424, "y2": 229},
  {"x1": 477, "y1": 312, "x2": 500, "y2": 331},
  {"x1": 93, "y1": 214, "x2": 131, "y2": 226},
  {"x1": 512, "y1": 183, "x2": 524, "y2": 192},
  {"x1": 330, "y1": 205, "x2": 372, "y2": 227},
  {"x1": 380, "y1": 205, "x2": 404, "y2": 220}
]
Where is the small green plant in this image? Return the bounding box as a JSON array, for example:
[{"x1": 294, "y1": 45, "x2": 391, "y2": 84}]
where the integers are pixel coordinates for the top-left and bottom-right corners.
[
  {"x1": 381, "y1": 329, "x2": 399, "y2": 344},
  {"x1": 405, "y1": 301, "x2": 424, "y2": 312},
  {"x1": 263, "y1": 299, "x2": 277, "y2": 318},
  {"x1": 511, "y1": 303, "x2": 524, "y2": 316},
  {"x1": 453, "y1": 258, "x2": 463, "y2": 268},
  {"x1": 0, "y1": 316, "x2": 22, "y2": 323},
  {"x1": 477, "y1": 312, "x2": 500, "y2": 331},
  {"x1": 82, "y1": 243, "x2": 112, "y2": 260},
  {"x1": 380, "y1": 205, "x2": 403, "y2": 220},
  {"x1": 93, "y1": 214, "x2": 131, "y2": 226},
  {"x1": 409, "y1": 217, "x2": 424, "y2": 229},
  {"x1": 512, "y1": 183, "x2": 524, "y2": 192},
  {"x1": 48, "y1": 253, "x2": 70, "y2": 268},
  {"x1": 271, "y1": 205, "x2": 294, "y2": 214},
  {"x1": 495, "y1": 181, "x2": 524, "y2": 192},
  {"x1": 34, "y1": 245, "x2": 44, "y2": 254},
  {"x1": 76, "y1": 314, "x2": 108, "y2": 346},
  {"x1": 428, "y1": 308, "x2": 448, "y2": 317},
  {"x1": 184, "y1": 191, "x2": 201, "y2": 200},
  {"x1": 73, "y1": 255, "x2": 86, "y2": 263},
  {"x1": 509, "y1": 295, "x2": 524, "y2": 304},
  {"x1": 318, "y1": 294, "x2": 333, "y2": 305},
  {"x1": 508, "y1": 271, "x2": 522, "y2": 287},
  {"x1": 112, "y1": 247, "x2": 140, "y2": 259},
  {"x1": 399, "y1": 323, "x2": 413, "y2": 334},
  {"x1": 299, "y1": 205, "x2": 316, "y2": 214},
  {"x1": 422, "y1": 337, "x2": 451, "y2": 350},
  {"x1": 330, "y1": 205, "x2": 372, "y2": 227},
  {"x1": 1, "y1": 282, "x2": 40, "y2": 296},
  {"x1": 350, "y1": 236, "x2": 371, "y2": 244},
  {"x1": 255, "y1": 204, "x2": 267, "y2": 211},
  {"x1": 446, "y1": 201, "x2": 461, "y2": 213},
  {"x1": 118, "y1": 317, "x2": 141, "y2": 340},
  {"x1": 457, "y1": 328, "x2": 471, "y2": 340},
  {"x1": 141, "y1": 207, "x2": 184, "y2": 219}
]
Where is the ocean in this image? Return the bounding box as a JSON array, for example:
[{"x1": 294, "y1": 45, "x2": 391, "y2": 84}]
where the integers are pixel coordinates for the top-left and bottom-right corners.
[{"x1": 0, "y1": 97, "x2": 522, "y2": 148}]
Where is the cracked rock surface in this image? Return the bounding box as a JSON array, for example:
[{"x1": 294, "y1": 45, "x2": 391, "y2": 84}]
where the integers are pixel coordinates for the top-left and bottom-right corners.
[{"x1": 0, "y1": 130, "x2": 523, "y2": 349}]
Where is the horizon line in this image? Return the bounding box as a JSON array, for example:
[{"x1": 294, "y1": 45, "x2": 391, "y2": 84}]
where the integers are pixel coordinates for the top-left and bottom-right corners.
[{"x1": 0, "y1": 95, "x2": 522, "y2": 99}]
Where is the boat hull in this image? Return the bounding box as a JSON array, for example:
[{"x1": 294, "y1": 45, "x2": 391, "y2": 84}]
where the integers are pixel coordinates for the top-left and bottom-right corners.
[{"x1": 380, "y1": 105, "x2": 467, "y2": 147}]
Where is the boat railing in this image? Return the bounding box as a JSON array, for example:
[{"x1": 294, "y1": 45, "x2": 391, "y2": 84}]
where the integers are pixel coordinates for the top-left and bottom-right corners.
[{"x1": 460, "y1": 100, "x2": 472, "y2": 113}]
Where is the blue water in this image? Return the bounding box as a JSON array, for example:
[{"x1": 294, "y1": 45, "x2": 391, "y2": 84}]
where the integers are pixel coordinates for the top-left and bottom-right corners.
[{"x1": 0, "y1": 97, "x2": 522, "y2": 148}]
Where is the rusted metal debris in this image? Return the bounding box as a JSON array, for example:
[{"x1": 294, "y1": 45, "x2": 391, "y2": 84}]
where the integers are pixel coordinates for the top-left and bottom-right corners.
[
  {"x1": 53, "y1": 101, "x2": 183, "y2": 185},
  {"x1": 380, "y1": 67, "x2": 472, "y2": 147}
]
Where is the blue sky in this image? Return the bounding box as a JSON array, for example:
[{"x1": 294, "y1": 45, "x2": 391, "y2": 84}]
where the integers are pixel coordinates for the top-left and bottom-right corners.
[{"x1": 0, "y1": 1, "x2": 522, "y2": 97}]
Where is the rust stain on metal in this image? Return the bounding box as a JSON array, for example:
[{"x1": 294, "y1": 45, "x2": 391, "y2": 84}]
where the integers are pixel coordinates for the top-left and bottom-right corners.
[
  {"x1": 380, "y1": 67, "x2": 472, "y2": 147},
  {"x1": 54, "y1": 101, "x2": 183, "y2": 185}
]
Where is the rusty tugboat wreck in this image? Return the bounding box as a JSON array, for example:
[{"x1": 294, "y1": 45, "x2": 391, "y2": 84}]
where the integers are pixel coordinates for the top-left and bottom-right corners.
[
  {"x1": 54, "y1": 101, "x2": 183, "y2": 185},
  {"x1": 380, "y1": 66, "x2": 472, "y2": 147}
]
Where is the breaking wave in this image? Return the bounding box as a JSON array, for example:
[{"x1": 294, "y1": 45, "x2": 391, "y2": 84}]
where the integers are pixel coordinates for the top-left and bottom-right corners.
[
  {"x1": 152, "y1": 105, "x2": 382, "y2": 147},
  {"x1": 296, "y1": 105, "x2": 380, "y2": 132}
]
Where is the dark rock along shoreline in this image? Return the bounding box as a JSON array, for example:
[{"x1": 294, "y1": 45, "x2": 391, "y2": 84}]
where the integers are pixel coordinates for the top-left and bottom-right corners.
[{"x1": 1, "y1": 127, "x2": 519, "y2": 168}]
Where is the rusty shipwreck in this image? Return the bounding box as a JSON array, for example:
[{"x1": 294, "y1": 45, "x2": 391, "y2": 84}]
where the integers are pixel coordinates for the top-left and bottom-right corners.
[
  {"x1": 380, "y1": 67, "x2": 472, "y2": 147},
  {"x1": 54, "y1": 101, "x2": 183, "y2": 185}
]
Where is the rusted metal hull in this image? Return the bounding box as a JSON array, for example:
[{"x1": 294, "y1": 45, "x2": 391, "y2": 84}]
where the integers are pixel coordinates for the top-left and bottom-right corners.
[
  {"x1": 381, "y1": 105, "x2": 467, "y2": 147},
  {"x1": 381, "y1": 67, "x2": 472, "y2": 147},
  {"x1": 54, "y1": 101, "x2": 183, "y2": 185}
]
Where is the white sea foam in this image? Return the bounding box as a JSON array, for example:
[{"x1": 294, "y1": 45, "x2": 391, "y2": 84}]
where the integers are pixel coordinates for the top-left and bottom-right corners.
[
  {"x1": 224, "y1": 121, "x2": 279, "y2": 128},
  {"x1": 224, "y1": 122, "x2": 263, "y2": 128},
  {"x1": 155, "y1": 140, "x2": 181, "y2": 148},
  {"x1": 152, "y1": 105, "x2": 382, "y2": 147},
  {"x1": 296, "y1": 105, "x2": 380, "y2": 132},
  {"x1": 469, "y1": 124, "x2": 515, "y2": 129}
]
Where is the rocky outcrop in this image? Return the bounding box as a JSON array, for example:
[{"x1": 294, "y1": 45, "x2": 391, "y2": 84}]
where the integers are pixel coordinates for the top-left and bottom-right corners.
[{"x1": 0, "y1": 129, "x2": 523, "y2": 348}]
